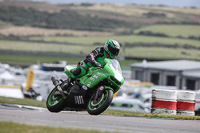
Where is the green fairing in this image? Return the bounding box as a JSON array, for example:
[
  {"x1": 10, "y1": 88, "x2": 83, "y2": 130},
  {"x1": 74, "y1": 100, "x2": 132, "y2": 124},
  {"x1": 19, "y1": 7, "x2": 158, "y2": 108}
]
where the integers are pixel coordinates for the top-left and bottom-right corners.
[
  {"x1": 64, "y1": 66, "x2": 76, "y2": 77},
  {"x1": 64, "y1": 58, "x2": 124, "y2": 94}
]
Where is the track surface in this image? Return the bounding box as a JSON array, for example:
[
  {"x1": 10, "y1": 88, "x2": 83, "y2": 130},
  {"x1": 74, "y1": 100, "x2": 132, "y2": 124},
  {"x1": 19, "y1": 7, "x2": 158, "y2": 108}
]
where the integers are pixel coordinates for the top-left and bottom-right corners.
[{"x1": 0, "y1": 105, "x2": 200, "y2": 133}]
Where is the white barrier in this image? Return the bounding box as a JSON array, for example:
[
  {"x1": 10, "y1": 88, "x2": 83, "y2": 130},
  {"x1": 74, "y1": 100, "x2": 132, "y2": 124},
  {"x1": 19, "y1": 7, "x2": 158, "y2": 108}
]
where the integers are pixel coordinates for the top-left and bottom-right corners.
[
  {"x1": 0, "y1": 85, "x2": 24, "y2": 99},
  {"x1": 151, "y1": 89, "x2": 196, "y2": 116},
  {"x1": 177, "y1": 91, "x2": 196, "y2": 116},
  {"x1": 151, "y1": 89, "x2": 177, "y2": 115}
]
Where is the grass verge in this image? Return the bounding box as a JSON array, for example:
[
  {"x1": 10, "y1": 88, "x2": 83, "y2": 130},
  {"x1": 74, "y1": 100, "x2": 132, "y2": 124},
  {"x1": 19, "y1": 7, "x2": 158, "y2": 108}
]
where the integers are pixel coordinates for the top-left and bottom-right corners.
[
  {"x1": 104, "y1": 110, "x2": 200, "y2": 120},
  {"x1": 0, "y1": 96, "x2": 200, "y2": 120},
  {"x1": 134, "y1": 25, "x2": 200, "y2": 37},
  {"x1": 29, "y1": 35, "x2": 200, "y2": 47},
  {"x1": 0, "y1": 96, "x2": 46, "y2": 108},
  {"x1": 1, "y1": 38, "x2": 200, "y2": 61},
  {"x1": 0, "y1": 121, "x2": 112, "y2": 133},
  {"x1": 0, "y1": 53, "x2": 135, "y2": 68},
  {"x1": 0, "y1": 53, "x2": 82, "y2": 65}
]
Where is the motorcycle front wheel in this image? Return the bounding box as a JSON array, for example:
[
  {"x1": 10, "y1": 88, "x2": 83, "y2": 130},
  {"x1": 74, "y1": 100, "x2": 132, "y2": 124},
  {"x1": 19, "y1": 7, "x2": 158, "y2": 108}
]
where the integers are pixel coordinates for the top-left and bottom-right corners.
[
  {"x1": 87, "y1": 89, "x2": 113, "y2": 115},
  {"x1": 46, "y1": 87, "x2": 66, "y2": 112}
]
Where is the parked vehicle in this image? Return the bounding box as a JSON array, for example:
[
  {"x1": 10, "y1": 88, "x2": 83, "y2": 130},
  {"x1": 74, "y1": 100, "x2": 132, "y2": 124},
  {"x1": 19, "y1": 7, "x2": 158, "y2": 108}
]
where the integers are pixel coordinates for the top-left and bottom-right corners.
[{"x1": 110, "y1": 91, "x2": 151, "y2": 113}]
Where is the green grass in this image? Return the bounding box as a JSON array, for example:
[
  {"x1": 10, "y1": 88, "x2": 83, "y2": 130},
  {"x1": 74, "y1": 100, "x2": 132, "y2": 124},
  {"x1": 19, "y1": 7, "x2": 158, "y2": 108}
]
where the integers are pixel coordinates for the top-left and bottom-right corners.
[
  {"x1": 1, "y1": 45, "x2": 200, "y2": 63},
  {"x1": 134, "y1": 25, "x2": 200, "y2": 37},
  {"x1": 29, "y1": 35, "x2": 200, "y2": 47},
  {"x1": 124, "y1": 47, "x2": 200, "y2": 60},
  {"x1": 30, "y1": 36, "x2": 101, "y2": 45},
  {"x1": 0, "y1": 96, "x2": 46, "y2": 108},
  {"x1": 0, "y1": 53, "x2": 135, "y2": 68},
  {"x1": 0, "y1": 121, "x2": 112, "y2": 133},
  {"x1": 119, "y1": 59, "x2": 138, "y2": 68},
  {"x1": 1, "y1": 36, "x2": 200, "y2": 61},
  {"x1": 104, "y1": 110, "x2": 200, "y2": 120},
  {"x1": 0, "y1": 40, "x2": 95, "y2": 54},
  {"x1": 0, "y1": 53, "x2": 83, "y2": 65},
  {"x1": 1, "y1": 41, "x2": 200, "y2": 63},
  {"x1": 1, "y1": 27, "x2": 200, "y2": 64}
]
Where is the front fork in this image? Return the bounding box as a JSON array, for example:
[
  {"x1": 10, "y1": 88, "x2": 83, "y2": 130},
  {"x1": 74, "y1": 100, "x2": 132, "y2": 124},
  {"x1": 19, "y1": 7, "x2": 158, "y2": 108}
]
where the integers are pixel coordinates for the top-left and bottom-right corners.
[{"x1": 94, "y1": 86, "x2": 105, "y2": 100}]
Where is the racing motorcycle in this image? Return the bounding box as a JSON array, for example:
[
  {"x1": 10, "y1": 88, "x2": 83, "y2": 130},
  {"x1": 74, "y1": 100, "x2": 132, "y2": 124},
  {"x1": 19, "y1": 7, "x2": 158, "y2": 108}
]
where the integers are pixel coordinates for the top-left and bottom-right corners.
[{"x1": 46, "y1": 58, "x2": 124, "y2": 115}]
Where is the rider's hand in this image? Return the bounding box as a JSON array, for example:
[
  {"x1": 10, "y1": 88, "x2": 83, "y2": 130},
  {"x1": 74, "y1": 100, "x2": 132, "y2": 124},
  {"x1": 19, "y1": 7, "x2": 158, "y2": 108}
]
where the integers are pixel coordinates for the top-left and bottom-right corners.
[{"x1": 93, "y1": 61, "x2": 101, "y2": 67}]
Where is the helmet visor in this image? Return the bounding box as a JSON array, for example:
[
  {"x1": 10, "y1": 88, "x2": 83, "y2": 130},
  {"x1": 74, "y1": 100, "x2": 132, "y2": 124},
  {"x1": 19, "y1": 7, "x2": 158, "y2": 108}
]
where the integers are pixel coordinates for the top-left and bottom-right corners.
[{"x1": 108, "y1": 44, "x2": 119, "y2": 57}]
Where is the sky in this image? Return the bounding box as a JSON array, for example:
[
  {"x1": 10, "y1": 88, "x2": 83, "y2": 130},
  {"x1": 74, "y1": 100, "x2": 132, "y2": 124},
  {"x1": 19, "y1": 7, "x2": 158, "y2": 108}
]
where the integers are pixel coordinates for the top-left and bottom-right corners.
[{"x1": 34, "y1": 0, "x2": 200, "y2": 8}]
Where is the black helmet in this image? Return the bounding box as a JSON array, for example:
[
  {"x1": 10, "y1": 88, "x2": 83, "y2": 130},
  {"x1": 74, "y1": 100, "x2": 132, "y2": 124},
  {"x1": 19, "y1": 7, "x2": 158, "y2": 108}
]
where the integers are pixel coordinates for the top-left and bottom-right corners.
[{"x1": 104, "y1": 39, "x2": 120, "y2": 59}]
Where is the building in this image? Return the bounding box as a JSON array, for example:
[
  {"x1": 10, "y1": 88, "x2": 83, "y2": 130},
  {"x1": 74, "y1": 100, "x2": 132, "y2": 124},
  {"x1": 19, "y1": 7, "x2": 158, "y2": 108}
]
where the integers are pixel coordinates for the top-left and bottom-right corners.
[{"x1": 130, "y1": 60, "x2": 200, "y2": 90}]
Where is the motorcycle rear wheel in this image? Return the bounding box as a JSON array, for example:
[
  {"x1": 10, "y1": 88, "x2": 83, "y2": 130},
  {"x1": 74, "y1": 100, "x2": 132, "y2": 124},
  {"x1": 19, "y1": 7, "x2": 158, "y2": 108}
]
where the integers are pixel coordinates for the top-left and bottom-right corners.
[
  {"x1": 46, "y1": 87, "x2": 66, "y2": 112},
  {"x1": 87, "y1": 89, "x2": 113, "y2": 115}
]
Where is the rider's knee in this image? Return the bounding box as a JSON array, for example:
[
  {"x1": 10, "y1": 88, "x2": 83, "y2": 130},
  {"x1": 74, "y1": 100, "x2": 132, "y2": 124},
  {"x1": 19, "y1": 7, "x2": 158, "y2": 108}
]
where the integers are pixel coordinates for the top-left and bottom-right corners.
[{"x1": 72, "y1": 68, "x2": 82, "y2": 76}]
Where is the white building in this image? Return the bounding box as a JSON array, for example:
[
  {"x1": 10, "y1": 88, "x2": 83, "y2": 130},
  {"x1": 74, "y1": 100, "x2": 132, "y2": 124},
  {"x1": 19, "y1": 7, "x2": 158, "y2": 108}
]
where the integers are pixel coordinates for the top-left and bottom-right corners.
[{"x1": 130, "y1": 60, "x2": 200, "y2": 90}]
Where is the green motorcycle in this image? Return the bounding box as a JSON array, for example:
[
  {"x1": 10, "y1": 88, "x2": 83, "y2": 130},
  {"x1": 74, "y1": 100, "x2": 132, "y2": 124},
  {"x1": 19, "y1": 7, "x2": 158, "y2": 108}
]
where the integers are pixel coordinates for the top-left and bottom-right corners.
[{"x1": 46, "y1": 58, "x2": 124, "y2": 115}]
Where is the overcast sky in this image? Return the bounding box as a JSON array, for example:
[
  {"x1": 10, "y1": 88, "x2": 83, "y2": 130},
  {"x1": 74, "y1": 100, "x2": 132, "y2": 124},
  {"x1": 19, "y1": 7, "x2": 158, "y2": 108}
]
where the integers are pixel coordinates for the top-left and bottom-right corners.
[{"x1": 34, "y1": 0, "x2": 200, "y2": 8}]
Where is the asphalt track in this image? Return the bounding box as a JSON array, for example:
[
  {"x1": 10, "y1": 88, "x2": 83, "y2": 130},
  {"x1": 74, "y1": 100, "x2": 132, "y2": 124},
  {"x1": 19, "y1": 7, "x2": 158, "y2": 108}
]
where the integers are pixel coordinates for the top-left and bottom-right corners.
[{"x1": 0, "y1": 104, "x2": 200, "y2": 133}]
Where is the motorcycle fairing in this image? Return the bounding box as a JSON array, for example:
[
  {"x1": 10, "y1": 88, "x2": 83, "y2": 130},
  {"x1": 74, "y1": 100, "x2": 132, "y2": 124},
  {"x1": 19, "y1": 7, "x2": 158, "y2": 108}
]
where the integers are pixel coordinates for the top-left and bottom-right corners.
[{"x1": 64, "y1": 84, "x2": 88, "y2": 109}]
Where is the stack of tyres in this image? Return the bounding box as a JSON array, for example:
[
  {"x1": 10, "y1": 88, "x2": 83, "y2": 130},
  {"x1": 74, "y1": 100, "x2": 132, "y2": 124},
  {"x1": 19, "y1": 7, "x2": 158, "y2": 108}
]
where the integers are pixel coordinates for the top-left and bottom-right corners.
[
  {"x1": 151, "y1": 89, "x2": 177, "y2": 115},
  {"x1": 177, "y1": 91, "x2": 196, "y2": 116}
]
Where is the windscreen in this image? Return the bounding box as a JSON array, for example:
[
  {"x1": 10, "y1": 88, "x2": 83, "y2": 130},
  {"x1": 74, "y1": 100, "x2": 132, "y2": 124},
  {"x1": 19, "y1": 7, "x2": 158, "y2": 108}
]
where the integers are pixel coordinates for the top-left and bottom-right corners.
[{"x1": 109, "y1": 59, "x2": 122, "y2": 74}]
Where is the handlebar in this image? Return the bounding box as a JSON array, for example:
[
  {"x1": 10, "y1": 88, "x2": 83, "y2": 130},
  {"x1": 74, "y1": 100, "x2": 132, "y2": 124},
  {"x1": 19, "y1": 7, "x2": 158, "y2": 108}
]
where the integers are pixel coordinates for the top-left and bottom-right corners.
[{"x1": 95, "y1": 66, "x2": 104, "y2": 69}]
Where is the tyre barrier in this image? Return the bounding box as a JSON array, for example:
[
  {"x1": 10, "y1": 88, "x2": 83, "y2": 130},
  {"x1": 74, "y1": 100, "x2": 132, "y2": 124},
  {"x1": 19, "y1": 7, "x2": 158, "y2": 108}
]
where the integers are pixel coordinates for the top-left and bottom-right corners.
[
  {"x1": 151, "y1": 89, "x2": 177, "y2": 115},
  {"x1": 151, "y1": 89, "x2": 196, "y2": 116},
  {"x1": 177, "y1": 91, "x2": 196, "y2": 116}
]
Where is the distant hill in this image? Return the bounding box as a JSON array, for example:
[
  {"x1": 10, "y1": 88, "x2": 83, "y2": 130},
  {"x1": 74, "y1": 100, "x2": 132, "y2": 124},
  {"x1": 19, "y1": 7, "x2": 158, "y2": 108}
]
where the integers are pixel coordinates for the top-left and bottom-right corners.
[
  {"x1": 0, "y1": 1, "x2": 200, "y2": 33},
  {"x1": 30, "y1": 0, "x2": 200, "y2": 8},
  {"x1": 0, "y1": 4, "x2": 130, "y2": 31},
  {"x1": 0, "y1": 1, "x2": 200, "y2": 63}
]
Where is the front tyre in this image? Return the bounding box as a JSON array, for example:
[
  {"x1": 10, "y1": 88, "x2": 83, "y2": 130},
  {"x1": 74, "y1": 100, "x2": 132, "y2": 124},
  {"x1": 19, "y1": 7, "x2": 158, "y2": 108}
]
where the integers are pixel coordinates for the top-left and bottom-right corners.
[
  {"x1": 87, "y1": 89, "x2": 113, "y2": 115},
  {"x1": 46, "y1": 87, "x2": 66, "y2": 112}
]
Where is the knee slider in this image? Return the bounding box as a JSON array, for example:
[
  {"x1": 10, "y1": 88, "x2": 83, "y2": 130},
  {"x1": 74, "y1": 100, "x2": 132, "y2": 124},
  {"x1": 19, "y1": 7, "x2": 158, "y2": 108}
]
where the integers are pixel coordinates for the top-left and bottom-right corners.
[{"x1": 72, "y1": 68, "x2": 82, "y2": 76}]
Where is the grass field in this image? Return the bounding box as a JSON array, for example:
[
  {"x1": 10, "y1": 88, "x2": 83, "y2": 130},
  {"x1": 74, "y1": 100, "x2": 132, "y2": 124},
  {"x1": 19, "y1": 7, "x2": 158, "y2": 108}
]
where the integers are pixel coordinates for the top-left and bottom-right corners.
[
  {"x1": 0, "y1": 53, "x2": 82, "y2": 64},
  {"x1": 0, "y1": 40, "x2": 96, "y2": 54},
  {"x1": 0, "y1": 53, "x2": 136, "y2": 68},
  {"x1": 0, "y1": 122, "x2": 110, "y2": 133},
  {"x1": 0, "y1": 96, "x2": 46, "y2": 107},
  {"x1": 29, "y1": 35, "x2": 200, "y2": 47},
  {"x1": 142, "y1": 6, "x2": 200, "y2": 15},
  {"x1": 78, "y1": 3, "x2": 200, "y2": 17},
  {"x1": 134, "y1": 25, "x2": 200, "y2": 37},
  {"x1": 124, "y1": 47, "x2": 200, "y2": 60},
  {"x1": 1, "y1": 37, "x2": 200, "y2": 61},
  {"x1": 0, "y1": 26, "x2": 113, "y2": 36}
]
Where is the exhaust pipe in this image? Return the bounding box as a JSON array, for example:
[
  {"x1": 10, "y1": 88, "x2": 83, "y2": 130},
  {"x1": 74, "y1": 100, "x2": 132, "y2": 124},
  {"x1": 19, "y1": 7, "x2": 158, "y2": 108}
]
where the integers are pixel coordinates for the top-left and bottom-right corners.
[
  {"x1": 51, "y1": 75, "x2": 66, "y2": 99},
  {"x1": 51, "y1": 75, "x2": 60, "y2": 87}
]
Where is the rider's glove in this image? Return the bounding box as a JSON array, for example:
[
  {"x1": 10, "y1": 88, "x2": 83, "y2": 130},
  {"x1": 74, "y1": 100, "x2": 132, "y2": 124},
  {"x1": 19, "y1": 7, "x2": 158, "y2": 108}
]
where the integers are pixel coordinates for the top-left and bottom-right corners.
[{"x1": 92, "y1": 61, "x2": 101, "y2": 67}]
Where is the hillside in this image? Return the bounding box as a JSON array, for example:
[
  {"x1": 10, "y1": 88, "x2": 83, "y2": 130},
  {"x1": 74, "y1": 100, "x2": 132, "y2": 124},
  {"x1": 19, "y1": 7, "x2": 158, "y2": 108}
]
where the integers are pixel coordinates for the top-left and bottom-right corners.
[
  {"x1": 0, "y1": 1, "x2": 200, "y2": 64},
  {"x1": 0, "y1": 1, "x2": 200, "y2": 34}
]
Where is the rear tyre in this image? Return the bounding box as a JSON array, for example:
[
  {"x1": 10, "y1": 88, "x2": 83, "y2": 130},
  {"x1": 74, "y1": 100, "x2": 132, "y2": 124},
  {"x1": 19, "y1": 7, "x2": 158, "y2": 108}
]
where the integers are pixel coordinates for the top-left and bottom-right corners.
[
  {"x1": 46, "y1": 87, "x2": 66, "y2": 112},
  {"x1": 87, "y1": 89, "x2": 113, "y2": 115}
]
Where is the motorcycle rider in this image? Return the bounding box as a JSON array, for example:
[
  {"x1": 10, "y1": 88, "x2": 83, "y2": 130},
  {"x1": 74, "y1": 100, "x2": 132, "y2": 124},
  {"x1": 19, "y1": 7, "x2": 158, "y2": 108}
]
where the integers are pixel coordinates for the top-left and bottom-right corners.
[{"x1": 61, "y1": 39, "x2": 120, "y2": 91}]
